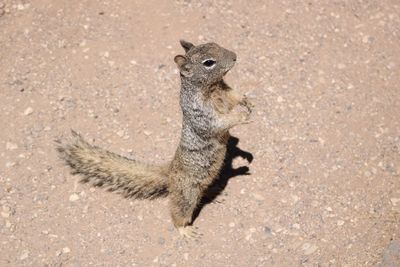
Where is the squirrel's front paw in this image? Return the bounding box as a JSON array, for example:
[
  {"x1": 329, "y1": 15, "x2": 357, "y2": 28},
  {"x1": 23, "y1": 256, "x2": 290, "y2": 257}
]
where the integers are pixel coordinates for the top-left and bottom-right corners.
[
  {"x1": 231, "y1": 103, "x2": 252, "y2": 124},
  {"x1": 240, "y1": 95, "x2": 254, "y2": 113}
]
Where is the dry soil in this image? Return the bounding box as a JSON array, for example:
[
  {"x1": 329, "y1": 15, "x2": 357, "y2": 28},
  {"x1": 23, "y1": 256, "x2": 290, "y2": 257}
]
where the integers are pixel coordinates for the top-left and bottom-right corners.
[{"x1": 1, "y1": 0, "x2": 399, "y2": 266}]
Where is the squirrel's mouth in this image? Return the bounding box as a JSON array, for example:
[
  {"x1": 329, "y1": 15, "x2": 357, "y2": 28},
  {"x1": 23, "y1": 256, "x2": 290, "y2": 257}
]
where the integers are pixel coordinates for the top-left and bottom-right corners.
[{"x1": 223, "y1": 66, "x2": 234, "y2": 76}]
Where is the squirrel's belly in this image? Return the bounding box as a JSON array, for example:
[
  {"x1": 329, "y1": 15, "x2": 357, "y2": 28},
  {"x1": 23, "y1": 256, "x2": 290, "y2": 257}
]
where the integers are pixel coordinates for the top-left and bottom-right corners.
[{"x1": 193, "y1": 143, "x2": 227, "y2": 187}]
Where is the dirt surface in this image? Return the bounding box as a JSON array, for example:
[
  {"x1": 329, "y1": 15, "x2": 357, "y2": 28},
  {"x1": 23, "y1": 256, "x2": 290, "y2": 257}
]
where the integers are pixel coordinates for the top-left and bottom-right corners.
[{"x1": 1, "y1": 0, "x2": 399, "y2": 266}]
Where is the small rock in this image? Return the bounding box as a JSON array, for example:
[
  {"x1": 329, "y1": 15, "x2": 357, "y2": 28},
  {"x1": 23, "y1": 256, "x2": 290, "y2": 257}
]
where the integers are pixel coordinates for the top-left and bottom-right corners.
[
  {"x1": 20, "y1": 250, "x2": 29, "y2": 260},
  {"x1": 130, "y1": 60, "x2": 137, "y2": 65},
  {"x1": 387, "y1": 62, "x2": 396, "y2": 70},
  {"x1": 277, "y1": 96, "x2": 284, "y2": 103},
  {"x1": 390, "y1": 198, "x2": 400, "y2": 206},
  {"x1": 183, "y1": 253, "x2": 189, "y2": 261},
  {"x1": 143, "y1": 130, "x2": 152, "y2": 136},
  {"x1": 6, "y1": 142, "x2": 18, "y2": 150},
  {"x1": 252, "y1": 193, "x2": 265, "y2": 201},
  {"x1": 117, "y1": 130, "x2": 125, "y2": 137},
  {"x1": 292, "y1": 223, "x2": 300, "y2": 229},
  {"x1": 362, "y1": 35, "x2": 374, "y2": 43},
  {"x1": 5, "y1": 162, "x2": 16, "y2": 167},
  {"x1": 69, "y1": 193, "x2": 80, "y2": 202},
  {"x1": 229, "y1": 222, "x2": 235, "y2": 228},
  {"x1": 1, "y1": 211, "x2": 10, "y2": 218},
  {"x1": 302, "y1": 243, "x2": 318, "y2": 255},
  {"x1": 337, "y1": 220, "x2": 345, "y2": 226},
  {"x1": 23, "y1": 107, "x2": 34, "y2": 116},
  {"x1": 158, "y1": 237, "x2": 165, "y2": 245},
  {"x1": 381, "y1": 240, "x2": 400, "y2": 266},
  {"x1": 263, "y1": 227, "x2": 272, "y2": 237},
  {"x1": 62, "y1": 247, "x2": 71, "y2": 254}
]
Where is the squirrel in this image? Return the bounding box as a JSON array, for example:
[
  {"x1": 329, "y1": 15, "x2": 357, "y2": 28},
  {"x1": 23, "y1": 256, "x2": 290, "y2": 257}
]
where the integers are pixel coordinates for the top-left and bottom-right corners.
[{"x1": 56, "y1": 40, "x2": 253, "y2": 238}]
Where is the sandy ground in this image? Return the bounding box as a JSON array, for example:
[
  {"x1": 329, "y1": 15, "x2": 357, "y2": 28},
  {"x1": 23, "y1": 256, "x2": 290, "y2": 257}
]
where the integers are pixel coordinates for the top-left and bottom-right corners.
[{"x1": 1, "y1": 0, "x2": 400, "y2": 266}]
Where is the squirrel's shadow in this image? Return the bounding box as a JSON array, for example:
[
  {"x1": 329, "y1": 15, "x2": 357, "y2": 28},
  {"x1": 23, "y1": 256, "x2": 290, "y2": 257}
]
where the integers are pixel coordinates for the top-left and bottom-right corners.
[{"x1": 192, "y1": 136, "x2": 253, "y2": 222}]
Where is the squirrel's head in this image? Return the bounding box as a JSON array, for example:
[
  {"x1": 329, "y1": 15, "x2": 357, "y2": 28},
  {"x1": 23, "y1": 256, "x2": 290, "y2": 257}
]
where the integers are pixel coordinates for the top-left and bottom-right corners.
[{"x1": 174, "y1": 40, "x2": 237, "y2": 86}]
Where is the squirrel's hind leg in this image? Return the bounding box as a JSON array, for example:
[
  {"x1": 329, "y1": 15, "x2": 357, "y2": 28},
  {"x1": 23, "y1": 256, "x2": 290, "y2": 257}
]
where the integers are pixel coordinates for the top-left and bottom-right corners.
[{"x1": 169, "y1": 184, "x2": 203, "y2": 239}]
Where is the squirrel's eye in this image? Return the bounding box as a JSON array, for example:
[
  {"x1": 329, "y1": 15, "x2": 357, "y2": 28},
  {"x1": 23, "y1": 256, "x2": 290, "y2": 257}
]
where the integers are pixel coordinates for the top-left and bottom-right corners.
[{"x1": 202, "y1": 59, "x2": 216, "y2": 68}]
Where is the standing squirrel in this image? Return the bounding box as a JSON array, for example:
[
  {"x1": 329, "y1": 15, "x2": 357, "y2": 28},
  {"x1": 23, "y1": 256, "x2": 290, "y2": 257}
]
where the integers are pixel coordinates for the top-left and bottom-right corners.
[{"x1": 57, "y1": 40, "x2": 253, "y2": 238}]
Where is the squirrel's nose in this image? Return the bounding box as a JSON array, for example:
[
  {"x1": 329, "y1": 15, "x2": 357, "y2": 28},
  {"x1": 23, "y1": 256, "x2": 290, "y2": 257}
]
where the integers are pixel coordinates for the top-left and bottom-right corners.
[{"x1": 232, "y1": 54, "x2": 237, "y2": 62}]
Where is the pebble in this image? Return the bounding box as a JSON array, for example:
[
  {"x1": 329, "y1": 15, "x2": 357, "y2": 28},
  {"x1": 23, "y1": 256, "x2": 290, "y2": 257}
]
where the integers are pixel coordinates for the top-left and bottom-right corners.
[
  {"x1": 263, "y1": 226, "x2": 272, "y2": 233},
  {"x1": 20, "y1": 250, "x2": 29, "y2": 260},
  {"x1": 6, "y1": 142, "x2": 18, "y2": 150},
  {"x1": 24, "y1": 107, "x2": 34, "y2": 115},
  {"x1": 252, "y1": 193, "x2": 265, "y2": 201},
  {"x1": 158, "y1": 237, "x2": 165, "y2": 245},
  {"x1": 229, "y1": 222, "x2": 235, "y2": 227},
  {"x1": 183, "y1": 253, "x2": 189, "y2": 261},
  {"x1": 302, "y1": 243, "x2": 318, "y2": 255},
  {"x1": 390, "y1": 198, "x2": 400, "y2": 206},
  {"x1": 69, "y1": 193, "x2": 80, "y2": 202},
  {"x1": 5, "y1": 162, "x2": 16, "y2": 167},
  {"x1": 337, "y1": 220, "x2": 345, "y2": 226},
  {"x1": 143, "y1": 130, "x2": 152, "y2": 136},
  {"x1": 381, "y1": 240, "x2": 400, "y2": 266},
  {"x1": 362, "y1": 35, "x2": 373, "y2": 43},
  {"x1": 277, "y1": 96, "x2": 284, "y2": 103},
  {"x1": 325, "y1": 206, "x2": 333, "y2": 212},
  {"x1": 62, "y1": 247, "x2": 71, "y2": 254}
]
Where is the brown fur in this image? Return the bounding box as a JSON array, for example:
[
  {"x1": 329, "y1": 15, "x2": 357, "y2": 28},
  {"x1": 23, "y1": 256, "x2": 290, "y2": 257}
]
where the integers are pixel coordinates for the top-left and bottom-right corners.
[
  {"x1": 57, "y1": 131, "x2": 169, "y2": 199},
  {"x1": 56, "y1": 40, "x2": 252, "y2": 237}
]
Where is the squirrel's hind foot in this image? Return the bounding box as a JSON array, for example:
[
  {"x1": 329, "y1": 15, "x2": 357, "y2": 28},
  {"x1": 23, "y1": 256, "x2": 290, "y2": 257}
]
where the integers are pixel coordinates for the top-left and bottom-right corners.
[{"x1": 178, "y1": 226, "x2": 202, "y2": 240}]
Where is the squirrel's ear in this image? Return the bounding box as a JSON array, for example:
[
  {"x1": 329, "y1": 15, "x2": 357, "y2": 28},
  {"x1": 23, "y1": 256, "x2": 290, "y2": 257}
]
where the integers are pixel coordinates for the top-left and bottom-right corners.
[
  {"x1": 179, "y1": 40, "x2": 194, "y2": 53},
  {"x1": 174, "y1": 55, "x2": 193, "y2": 77}
]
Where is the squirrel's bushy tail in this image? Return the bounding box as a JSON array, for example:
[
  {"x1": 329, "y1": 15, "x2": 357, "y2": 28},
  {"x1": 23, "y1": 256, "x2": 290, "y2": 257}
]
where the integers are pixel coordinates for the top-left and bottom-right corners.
[{"x1": 56, "y1": 131, "x2": 169, "y2": 199}]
